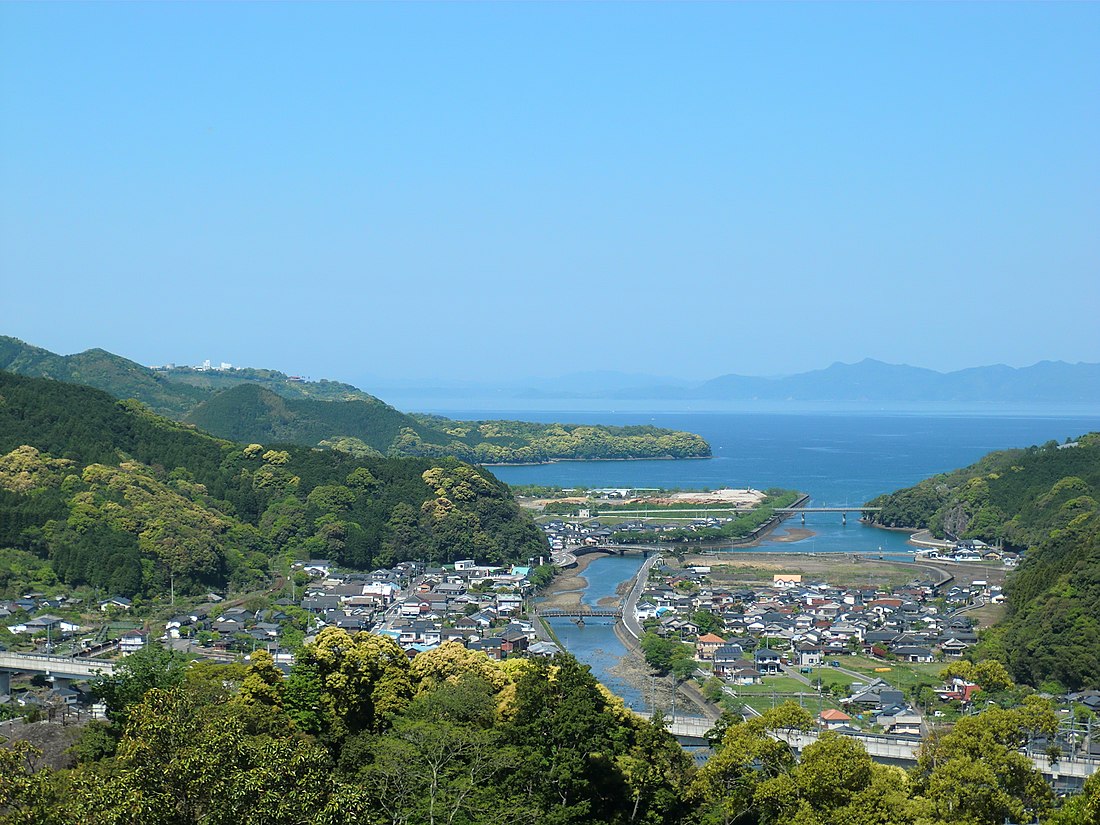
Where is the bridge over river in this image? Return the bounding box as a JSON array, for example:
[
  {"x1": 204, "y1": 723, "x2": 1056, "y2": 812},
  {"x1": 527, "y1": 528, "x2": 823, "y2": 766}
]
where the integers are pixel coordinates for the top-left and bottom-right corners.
[{"x1": 535, "y1": 607, "x2": 623, "y2": 619}]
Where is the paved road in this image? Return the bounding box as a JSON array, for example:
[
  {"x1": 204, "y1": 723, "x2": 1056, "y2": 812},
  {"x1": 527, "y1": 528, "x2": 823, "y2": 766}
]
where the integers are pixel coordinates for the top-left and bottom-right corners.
[
  {"x1": 621, "y1": 553, "x2": 661, "y2": 639},
  {"x1": 780, "y1": 663, "x2": 813, "y2": 686}
]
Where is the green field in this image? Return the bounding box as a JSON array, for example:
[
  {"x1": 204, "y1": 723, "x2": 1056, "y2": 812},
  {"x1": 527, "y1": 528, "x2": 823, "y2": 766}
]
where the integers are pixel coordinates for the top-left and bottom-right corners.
[
  {"x1": 722, "y1": 659, "x2": 946, "y2": 717},
  {"x1": 731, "y1": 676, "x2": 809, "y2": 694},
  {"x1": 801, "y1": 668, "x2": 861, "y2": 691},
  {"x1": 838, "y1": 655, "x2": 945, "y2": 691},
  {"x1": 730, "y1": 688, "x2": 847, "y2": 716}
]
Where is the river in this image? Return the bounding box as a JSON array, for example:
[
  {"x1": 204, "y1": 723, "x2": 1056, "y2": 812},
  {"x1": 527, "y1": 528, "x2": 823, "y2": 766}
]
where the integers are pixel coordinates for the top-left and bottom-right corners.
[{"x1": 510, "y1": 410, "x2": 1100, "y2": 710}]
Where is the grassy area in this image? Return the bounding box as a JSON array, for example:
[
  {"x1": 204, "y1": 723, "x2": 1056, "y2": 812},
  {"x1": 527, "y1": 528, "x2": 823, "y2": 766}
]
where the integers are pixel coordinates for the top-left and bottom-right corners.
[
  {"x1": 733, "y1": 690, "x2": 846, "y2": 716},
  {"x1": 967, "y1": 602, "x2": 1007, "y2": 630},
  {"x1": 840, "y1": 655, "x2": 945, "y2": 691},
  {"x1": 802, "y1": 668, "x2": 861, "y2": 690},
  {"x1": 704, "y1": 563, "x2": 803, "y2": 582},
  {"x1": 734, "y1": 676, "x2": 809, "y2": 694}
]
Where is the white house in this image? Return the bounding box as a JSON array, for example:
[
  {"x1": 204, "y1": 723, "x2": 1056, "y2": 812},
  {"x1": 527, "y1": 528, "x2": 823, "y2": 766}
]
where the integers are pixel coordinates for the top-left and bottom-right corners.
[{"x1": 119, "y1": 630, "x2": 147, "y2": 655}]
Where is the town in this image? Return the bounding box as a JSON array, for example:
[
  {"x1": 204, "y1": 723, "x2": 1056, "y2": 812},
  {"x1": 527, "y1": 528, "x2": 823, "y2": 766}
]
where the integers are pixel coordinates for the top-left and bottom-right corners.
[{"x1": 2, "y1": 543, "x2": 1097, "y2": 778}]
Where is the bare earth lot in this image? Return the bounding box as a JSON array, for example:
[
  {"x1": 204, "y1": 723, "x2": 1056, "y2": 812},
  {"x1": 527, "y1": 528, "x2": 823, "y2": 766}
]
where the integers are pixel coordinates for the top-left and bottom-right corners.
[{"x1": 680, "y1": 551, "x2": 927, "y2": 591}]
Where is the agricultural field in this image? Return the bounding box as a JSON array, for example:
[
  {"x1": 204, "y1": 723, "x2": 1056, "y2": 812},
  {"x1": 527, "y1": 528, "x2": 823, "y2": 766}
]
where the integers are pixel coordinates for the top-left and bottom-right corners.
[{"x1": 837, "y1": 655, "x2": 946, "y2": 692}]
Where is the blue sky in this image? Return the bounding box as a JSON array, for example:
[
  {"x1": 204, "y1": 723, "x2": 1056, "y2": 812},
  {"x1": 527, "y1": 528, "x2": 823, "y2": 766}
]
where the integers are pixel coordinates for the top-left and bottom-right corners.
[{"x1": 2, "y1": 2, "x2": 1097, "y2": 385}]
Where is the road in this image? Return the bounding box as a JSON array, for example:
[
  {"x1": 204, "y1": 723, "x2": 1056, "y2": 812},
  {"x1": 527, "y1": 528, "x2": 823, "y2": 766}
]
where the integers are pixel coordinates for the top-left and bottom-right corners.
[
  {"x1": 620, "y1": 553, "x2": 662, "y2": 639},
  {"x1": 780, "y1": 663, "x2": 813, "y2": 685}
]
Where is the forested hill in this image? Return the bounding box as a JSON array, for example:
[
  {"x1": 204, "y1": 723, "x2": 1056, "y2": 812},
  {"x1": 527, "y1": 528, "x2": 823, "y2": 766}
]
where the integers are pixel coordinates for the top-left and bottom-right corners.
[
  {"x1": 866, "y1": 435, "x2": 1100, "y2": 549},
  {"x1": 868, "y1": 434, "x2": 1100, "y2": 689},
  {"x1": 185, "y1": 384, "x2": 710, "y2": 463},
  {"x1": 0, "y1": 335, "x2": 210, "y2": 418},
  {"x1": 0, "y1": 336, "x2": 711, "y2": 462},
  {"x1": 0, "y1": 370, "x2": 546, "y2": 598}
]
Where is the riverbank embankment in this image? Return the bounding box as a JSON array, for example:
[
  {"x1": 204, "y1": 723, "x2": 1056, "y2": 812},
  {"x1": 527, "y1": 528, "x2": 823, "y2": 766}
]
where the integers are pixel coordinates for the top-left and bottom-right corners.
[
  {"x1": 536, "y1": 551, "x2": 608, "y2": 609},
  {"x1": 613, "y1": 553, "x2": 718, "y2": 720}
]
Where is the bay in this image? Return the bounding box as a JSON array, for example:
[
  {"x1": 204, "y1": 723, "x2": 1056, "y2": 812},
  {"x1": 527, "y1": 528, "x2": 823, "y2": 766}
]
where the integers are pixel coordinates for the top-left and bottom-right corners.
[
  {"x1": 474, "y1": 410, "x2": 1100, "y2": 502},
  {"x1": 483, "y1": 410, "x2": 1100, "y2": 711}
]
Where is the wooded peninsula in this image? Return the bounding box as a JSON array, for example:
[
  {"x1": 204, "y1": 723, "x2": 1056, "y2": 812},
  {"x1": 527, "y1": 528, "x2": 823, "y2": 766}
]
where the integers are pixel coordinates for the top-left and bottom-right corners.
[{"x1": 0, "y1": 337, "x2": 711, "y2": 464}]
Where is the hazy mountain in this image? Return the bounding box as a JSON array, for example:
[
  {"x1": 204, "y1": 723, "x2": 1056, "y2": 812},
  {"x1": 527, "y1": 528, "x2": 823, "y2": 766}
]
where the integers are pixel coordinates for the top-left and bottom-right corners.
[
  {"x1": 694, "y1": 359, "x2": 946, "y2": 401},
  {"x1": 367, "y1": 359, "x2": 1100, "y2": 406},
  {"x1": 694, "y1": 359, "x2": 1100, "y2": 402},
  {"x1": 483, "y1": 359, "x2": 1100, "y2": 404}
]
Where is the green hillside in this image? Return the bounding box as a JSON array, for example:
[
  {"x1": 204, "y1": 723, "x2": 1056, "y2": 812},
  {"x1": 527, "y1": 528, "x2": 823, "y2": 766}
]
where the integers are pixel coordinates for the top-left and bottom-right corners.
[
  {"x1": 868, "y1": 434, "x2": 1100, "y2": 689},
  {"x1": 183, "y1": 384, "x2": 419, "y2": 452},
  {"x1": 184, "y1": 384, "x2": 711, "y2": 462},
  {"x1": 158, "y1": 364, "x2": 376, "y2": 402},
  {"x1": 866, "y1": 435, "x2": 1100, "y2": 549},
  {"x1": 0, "y1": 336, "x2": 711, "y2": 463},
  {"x1": 0, "y1": 335, "x2": 209, "y2": 417},
  {"x1": 0, "y1": 370, "x2": 546, "y2": 598}
]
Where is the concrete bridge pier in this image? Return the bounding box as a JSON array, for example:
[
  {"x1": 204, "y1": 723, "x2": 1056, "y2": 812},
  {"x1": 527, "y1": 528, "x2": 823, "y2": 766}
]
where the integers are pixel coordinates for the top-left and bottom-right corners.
[
  {"x1": 49, "y1": 674, "x2": 73, "y2": 690},
  {"x1": 0, "y1": 670, "x2": 11, "y2": 696},
  {"x1": 801, "y1": 513, "x2": 805, "y2": 525},
  {"x1": 842, "y1": 512, "x2": 847, "y2": 525}
]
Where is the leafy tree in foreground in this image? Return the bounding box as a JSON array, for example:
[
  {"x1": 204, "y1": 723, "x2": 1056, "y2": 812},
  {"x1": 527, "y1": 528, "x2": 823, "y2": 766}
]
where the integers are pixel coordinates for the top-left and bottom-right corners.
[
  {"x1": 285, "y1": 626, "x2": 414, "y2": 743},
  {"x1": 67, "y1": 688, "x2": 337, "y2": 825},
  {"x1": 92, "y1": 642, "x2": 188, "y2": 724},
  {"x1": 689, "y1": 703, "x2": 814, "y2": 825},
  {"x1": 911, "y1": 698, "x2": 1057, "y2": 824}
]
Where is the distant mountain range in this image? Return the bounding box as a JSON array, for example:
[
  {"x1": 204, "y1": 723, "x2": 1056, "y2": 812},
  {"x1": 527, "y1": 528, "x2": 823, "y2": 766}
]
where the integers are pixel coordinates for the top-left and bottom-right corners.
[
  {"x1": 368, "y1": 359, "x2": 1100, "y2": 405},
  {"x1": 688, "y1": 359, "x2": 1100, "y2": 403}
]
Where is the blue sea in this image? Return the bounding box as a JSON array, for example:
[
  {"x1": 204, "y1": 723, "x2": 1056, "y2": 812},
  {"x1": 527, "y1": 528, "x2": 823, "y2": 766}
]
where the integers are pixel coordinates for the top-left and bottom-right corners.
[
  {"x1": 446, "y1": 409, "x2": 1098, "y2": 556},
  {"x1": 473, "y1": 410, "x2": 1100, "y2": 503},
  {"x1": 455, "y1": 408, "x2": 1100, "y2": 708}
]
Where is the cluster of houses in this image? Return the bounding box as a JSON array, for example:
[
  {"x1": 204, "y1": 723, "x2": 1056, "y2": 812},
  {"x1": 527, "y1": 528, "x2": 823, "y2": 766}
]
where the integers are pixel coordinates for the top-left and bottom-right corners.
[
  {"x1": 0, "y1": 557, "x2": 567, "y2": 711},
  {"x1": 0, "y1": 592, "x2": 90, "y2": 642},
  {"x1": 916, "y1": 539, "x2": 1019, "y2": 566},
  {"x1": 635, "y1": 566, "x2": 1003, "y2": 734},
  {"x1": 153, "y1": 558, "x2": 565, "y2": 662},
  {"x1": 541, "y1": 520, "x2": 613, "y2": 552},
  {"x1": 289, "y1": 559, "x2": 561, "y2": 660}
]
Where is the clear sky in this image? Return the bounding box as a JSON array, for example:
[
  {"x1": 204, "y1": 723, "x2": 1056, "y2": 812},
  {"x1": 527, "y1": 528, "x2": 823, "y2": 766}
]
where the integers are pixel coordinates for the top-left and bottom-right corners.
[{"x1": 2, "y1": 2, "x2": 1097, "y2": 385}]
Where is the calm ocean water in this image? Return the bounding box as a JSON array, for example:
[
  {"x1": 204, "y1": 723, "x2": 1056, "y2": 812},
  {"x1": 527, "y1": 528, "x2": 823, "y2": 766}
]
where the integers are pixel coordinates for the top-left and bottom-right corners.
[
  {"x1": 474, "y1": 410, "x2": 1100, "y2": 503},
  {"x1": 508, "y1": 410, "x2": 1100, "y2": 707}
]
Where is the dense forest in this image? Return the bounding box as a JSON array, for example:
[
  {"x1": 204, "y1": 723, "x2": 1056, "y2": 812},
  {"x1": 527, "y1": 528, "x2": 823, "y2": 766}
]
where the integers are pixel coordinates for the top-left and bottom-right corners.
[
  {"x1": 867, "y1": 434, "x2": 1100, "y2": 690},
  {"x1": 3, "y1": 633, "x2": 1095, "y2": 825},
  {"x1": 0, "y1": 337, "x2": 711, "y2": 463},
  {"x1": 0, "y1": 371, "x2": 546, "y2": 598}
]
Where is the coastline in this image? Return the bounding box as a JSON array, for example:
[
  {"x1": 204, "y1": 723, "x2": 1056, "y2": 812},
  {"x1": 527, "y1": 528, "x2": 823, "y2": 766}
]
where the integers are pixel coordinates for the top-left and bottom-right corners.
[{"x1": 482, "y1": 454, "x2": 712, "y2": 467}]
